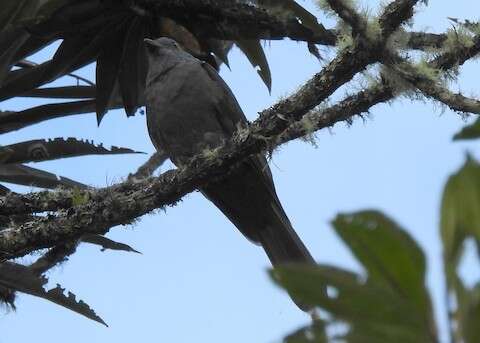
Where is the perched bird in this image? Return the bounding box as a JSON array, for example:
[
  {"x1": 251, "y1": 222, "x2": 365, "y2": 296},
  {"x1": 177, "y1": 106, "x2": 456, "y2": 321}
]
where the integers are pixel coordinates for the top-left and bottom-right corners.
[{"x1": 144, "y1": 37, "x2": 315, "y2": 307}]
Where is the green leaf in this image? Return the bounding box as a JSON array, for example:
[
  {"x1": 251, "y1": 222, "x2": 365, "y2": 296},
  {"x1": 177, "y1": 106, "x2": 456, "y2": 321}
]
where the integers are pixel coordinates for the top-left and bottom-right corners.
[
  {"x1": 333, "y1": 211, "x2": 432, "y2": 319},
  {"x1": 456, "y1": 278, "x2": 480, "y2": 343},
  {"x1": 440, "y1": 156, "x2": 480, "y2": 281},
  {"x1": 453, "y1": 117, "x2": 480, "y2": 140},
  {"x1": 235, "y1": 40, "x2": 272, "y2": 92},
  {"x1": 0, "y1": 137, "x2": 143, "y2": 164},
  {"x1": 283, "y1": 320, "x2": 328, "y2": 343},
  {"x1": 0, "y1": 261, "x2": 107, "y2": 325},
  {"x1": 273, "y1": 264, "x2": 435, "y2": 343}
]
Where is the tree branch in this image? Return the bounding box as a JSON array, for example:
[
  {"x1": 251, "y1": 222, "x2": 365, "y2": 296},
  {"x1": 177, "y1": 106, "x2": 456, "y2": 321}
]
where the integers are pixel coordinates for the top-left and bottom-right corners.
[
  {"x1": 0, "y1": 0, "x2": 440, "y2": 260},
  {"x1": 137, "y1": 0, "x2": 445, "y2": 52}
]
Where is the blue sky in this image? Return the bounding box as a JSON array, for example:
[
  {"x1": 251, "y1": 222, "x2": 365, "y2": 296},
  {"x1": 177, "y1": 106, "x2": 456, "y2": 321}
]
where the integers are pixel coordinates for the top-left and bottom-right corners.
[{"x1": 1, "y1": 1, "x2": 479, "y2": 342}]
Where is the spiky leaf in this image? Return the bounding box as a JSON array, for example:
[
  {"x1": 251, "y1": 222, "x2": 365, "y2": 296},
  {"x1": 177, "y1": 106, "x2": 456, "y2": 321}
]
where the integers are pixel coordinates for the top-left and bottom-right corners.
[
  {"x1": 82, "y1": 234, "x2": 141, "y2": 254},
  {"x1": 235, "y1": 40, "x2": 272, "y2": 92},
  {"x1": 0, "y1": 163, "x2": 86, "y2": 189},
  {"x1": 0, "y1": 137, "x2": 142, "y2": 164},
  {"x1": 0, "y1": 261, "x2": 106, "y2": 325}
]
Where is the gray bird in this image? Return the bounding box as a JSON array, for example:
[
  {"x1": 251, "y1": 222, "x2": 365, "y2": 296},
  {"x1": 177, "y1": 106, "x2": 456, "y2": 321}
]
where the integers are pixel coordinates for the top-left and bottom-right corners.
[{"x1": 144, "y1": 37, "x2": 315, "y2": 306}]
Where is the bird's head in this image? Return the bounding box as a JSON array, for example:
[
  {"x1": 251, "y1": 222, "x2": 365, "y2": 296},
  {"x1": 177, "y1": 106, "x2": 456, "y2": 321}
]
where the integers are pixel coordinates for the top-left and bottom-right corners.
[
  {"x1": 144, "y1": 37, "x2": 194, "y2": 80},
  {"x1": 144, "y1": 37, "x2": 181, "y2": 56}
]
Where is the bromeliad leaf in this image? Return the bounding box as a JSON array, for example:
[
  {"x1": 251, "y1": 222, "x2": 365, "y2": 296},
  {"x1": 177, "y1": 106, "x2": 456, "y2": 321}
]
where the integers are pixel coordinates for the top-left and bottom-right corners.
[
  {"x1": 0, "y1": 12, "x2": 127, "y2": 103},
  {"x1": 0, "y1": 163, "x2": 87, "y2": 189},
  {"x1": 20, "y1": 85, "x2": 96, "y2": 99},
  {"x1": 27, "y1": 0, "x2": 103, "y2": 38},
  {"x1": 256, "y1": 0, "x2": 327, "y2": 35},
  {"x1": 96, "y1": 17, "x2": 131, "y2": 124},
  {"x1": 81, "y1": 234, "x2": 141, "y2": 254},
  {"x1": 0, "y1": 100, "x2": 123, "y2": 134},
  {"x1": 0, "y1": 1, "x2": 41, "y2": 85},
  {"x1": 0, "y1": 137, "x2": 142, "y2": 164},
  {"x1": 0, "y1": 261, "x2": 107, "y2": 325},
  {"x1": 235, "y1": 40, "x2": 272, "y2": 92},
  {"x1": 0, "y1": 30, "x2": 29, "y2": 87},
  {"x1": 119, "y1": 17, "x2": 146, "y2": 117},
  {"x1": 0, "y1": 1, "x2": 41, "y2": 33}
]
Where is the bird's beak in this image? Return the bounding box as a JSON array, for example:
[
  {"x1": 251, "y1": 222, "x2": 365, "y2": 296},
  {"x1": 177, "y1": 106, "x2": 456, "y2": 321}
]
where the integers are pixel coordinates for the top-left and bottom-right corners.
[{"x1": 144, "y1": 38, "x2": 155, "y2": 46}]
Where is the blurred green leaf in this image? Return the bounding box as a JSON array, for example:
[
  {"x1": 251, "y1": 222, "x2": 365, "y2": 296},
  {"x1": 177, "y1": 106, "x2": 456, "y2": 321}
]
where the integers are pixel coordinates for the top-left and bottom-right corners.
[
  {"x1": 440, "y1": 156, "x2": 480, "y2": 343},
  {"x1": 333, "y1": 211, "x2": 433, "y2": 319},
  {"x1": 456, "y1": 278, "x2": 480, "y2": 343},
  {"x1": 283, "y1": 320, "x2": 328, "y2": 343},
  {"x1": 274, "y1": 210, "x2": 439, "y2": 343},
  {"x1": 441, "y1": 156, "x2": 480, "y2": 280},
  {"x1": 273, "y1": 264, "x2": 435, "y2": 343},
  {"x1": 453, "y1": 118, "x2": 480, "y2": 141}
]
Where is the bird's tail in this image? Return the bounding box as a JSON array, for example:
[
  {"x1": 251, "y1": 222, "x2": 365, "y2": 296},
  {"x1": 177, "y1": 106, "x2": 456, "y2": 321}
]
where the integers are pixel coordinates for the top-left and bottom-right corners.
[
  {"x1": 256, "y1": 201, "x2": 315, "y2": 311},
  {"x1": 257, "y1": 201, "x2": 315, "y2": 267}
]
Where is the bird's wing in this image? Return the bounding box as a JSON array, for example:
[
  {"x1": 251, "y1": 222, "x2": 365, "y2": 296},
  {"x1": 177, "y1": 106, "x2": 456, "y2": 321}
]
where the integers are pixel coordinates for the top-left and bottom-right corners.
[
  {"x1": 200, "y1": 61, "x2": 248, "y2": 129},
  {"x1": 200, "y1": 61, "x2": 277, "y2": 192}
]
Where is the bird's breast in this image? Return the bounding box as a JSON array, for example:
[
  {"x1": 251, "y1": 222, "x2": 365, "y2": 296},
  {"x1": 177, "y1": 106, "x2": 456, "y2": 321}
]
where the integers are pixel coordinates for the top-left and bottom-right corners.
[{"x1": 145, "y1": 65, "x2": 226, "y2": 164}]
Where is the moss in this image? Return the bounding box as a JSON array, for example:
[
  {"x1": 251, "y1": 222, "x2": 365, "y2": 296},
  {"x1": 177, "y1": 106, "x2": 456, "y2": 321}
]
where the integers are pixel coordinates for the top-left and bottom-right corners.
[
  {"x1": 379, "y1": 65, "x2": 413, "y2": 94},
  {"x1": 71, "y1": 189, "x2": 90, "y2": 207},
  {"x1": 444, "y1": 27, "x2": 475, "y2": 51},
  {"x1": 365, "y1": 17, "x2": 381, "y2": 42},
  {"x1": 415, "y1": 59, "x2": 441, "y2": 81},
  {"x1": 299, "y1": 115, "x2": 320, "y2": 147},
  {"x1": 200, "y1": 146, "x2": 223, "y2": 163}
]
